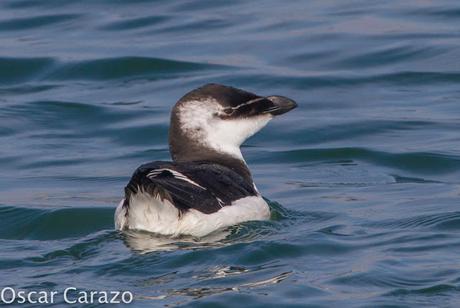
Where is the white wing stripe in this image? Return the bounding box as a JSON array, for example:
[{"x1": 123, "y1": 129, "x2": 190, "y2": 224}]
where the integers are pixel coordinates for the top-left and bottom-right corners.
[
  {"x1": 215, "y1": 197, "x2": 224, "y2": 208},
  {"x1": 147, "y1": 168, "x2": 207, "y2": 190}
]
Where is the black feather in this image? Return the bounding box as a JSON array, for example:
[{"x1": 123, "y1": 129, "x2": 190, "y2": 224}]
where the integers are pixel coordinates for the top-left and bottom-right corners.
[{"x1": 124, "y1": 161, "x2": 258, "y2": 215}]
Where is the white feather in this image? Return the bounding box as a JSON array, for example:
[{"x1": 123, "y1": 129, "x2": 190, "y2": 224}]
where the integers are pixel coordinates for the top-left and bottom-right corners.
[
  {"x1": 147, "y1": 168, "x2": 206, "y2": 190},
  {"x1": 114, "y1": 195, "x2": 270, "y2": 237},
  {"x1": 178, "y1": 99, "x2": 272, "y2": 160}
]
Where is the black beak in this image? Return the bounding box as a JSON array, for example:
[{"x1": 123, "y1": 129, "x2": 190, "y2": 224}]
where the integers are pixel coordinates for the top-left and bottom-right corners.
[{"x1": 265, "y1": 96, "x2": 297, "y2": 116}]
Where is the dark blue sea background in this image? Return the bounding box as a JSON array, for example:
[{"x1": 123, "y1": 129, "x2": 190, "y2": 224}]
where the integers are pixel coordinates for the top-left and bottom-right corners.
[{"x1": 1, "y1": 0, "x2": 460, "y2": 306}]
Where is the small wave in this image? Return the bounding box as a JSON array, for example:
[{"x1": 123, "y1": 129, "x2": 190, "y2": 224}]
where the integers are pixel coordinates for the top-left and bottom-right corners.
[
  {"x1": 172, "y1": 1, "x2": 235, "y2": 12},
  {"x1": 3, "y1": 99, "x2": 153, "y2": 140},
  {"x1": 46, "y1": 57, "x2": 226, "y2": 81},
  {"x1": 155, "y1": 18, "x2": 231, "y2": 34},
  {"x1": 391, "y1": 174, "x2": 442, "y2": 184},
  {"x1": 384, "y1": 283, "x2": 459, "y2": 296},
  {"x1": 367, "y1": 212, "x2": 460, "y2": 231},
  {"x1": 0, "y1": 57, "x2": 56, "y2": 85},
  {"x1": 265, "y1": 119, "x2": 441, "y2": 146},
  {"x1": 0, "y1": 205, "x2": 114, "y2": 240},
  {"x1": 0, "y1": 14, "x2": 79, "y2": 31},
  {"x1": 331, "y1": 269, "x2": 443, "y2": 289},
  {"x1": 226, "y1": 71, "x2": 460, "y2": 90},
  {"x1": 27, "y1": 230, "x2": 117, "y2": 264},
  {"x1": 0, "y1": 56, "x2": 227, "y2": 85},
  {"x1": 0, "y1": 84, "x2": 59, "y2": 96},
  {"x1": 10, "y1": 99, "x2": 139, "y2": 123},
  {"x1": 409, "y1": 7, "x2": 460, "y2": 19},
  {"x1": 100, "y1": 15, "x2": 170, "y2": 31},
  {"x1": 264, "y1": 147, "x2": 460, "y2": 174},
  {"x1": 5, "y1": 0, "x2": 72, "y2": 9},
  {"x1": 330, "y1": 45, "x2": 444, "y2": 69}
]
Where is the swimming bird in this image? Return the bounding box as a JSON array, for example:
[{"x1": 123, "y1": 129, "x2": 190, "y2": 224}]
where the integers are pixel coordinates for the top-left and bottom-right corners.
[{"x1": 115, "y1": 84, "x2": 297, "y2": 237}]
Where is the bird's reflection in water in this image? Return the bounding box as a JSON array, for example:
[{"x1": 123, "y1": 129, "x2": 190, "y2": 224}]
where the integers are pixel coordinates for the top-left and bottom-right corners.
[
  {"x1": 137, "y1": 271, "x2": 292, "y2": 301},
  {"x1": 120, "y1": 222, "x2": 292, "y2": 303},
  {"x1": 121, "y1": 228, "x2": 231, "y2": 253},
  {"x1": 121, "y1": 216, "x2": 282, "y2": 253}
]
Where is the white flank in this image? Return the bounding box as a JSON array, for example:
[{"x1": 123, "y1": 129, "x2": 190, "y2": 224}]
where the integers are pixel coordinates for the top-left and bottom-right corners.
[{"x1": 114, "y1": 195, "x2": 270, "y2": 237}]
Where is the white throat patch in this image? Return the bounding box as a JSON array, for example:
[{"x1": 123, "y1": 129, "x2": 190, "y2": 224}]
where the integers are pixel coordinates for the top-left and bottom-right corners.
[{"x1": 178, "y1": 99, "x2": 272, "y2": 159}]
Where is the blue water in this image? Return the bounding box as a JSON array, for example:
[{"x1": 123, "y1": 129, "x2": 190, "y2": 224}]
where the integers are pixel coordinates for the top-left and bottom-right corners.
[{"x1": 1, "y1": 0, "x2": 460, "y2": 306}]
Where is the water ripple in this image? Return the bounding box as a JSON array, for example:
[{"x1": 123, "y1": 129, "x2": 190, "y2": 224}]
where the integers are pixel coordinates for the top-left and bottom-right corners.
[
  {"x1": 226, "y1": 71, "x2": 460, "y2": 89},
  {"x1": 0, "y1": 57, "x2": 55, "y2": 84},
  {"x1": 264, "y1": 148, "x2": 460, "y2": 174},
  {"x1": 0, "y1": 56, "x2": 227, "y2": 85},
  {"x1": 0, "y1": 14, "x2": 80, "y2": 31},
  {"x1": 100, "y1": 15, "x2": 170, "y2": 31},
  {"x1": 331, "y1": 45, "x2": 445, "y2": 69},
  {"x1": 368, "y1": 212, "x2": 460, "y2": 231},
  {"x1": 47, "y1": 57, "x2": 226, "y2": 81},
  {"x1": 0, "y1": 206, "x2": 113, "y2": 240},
  {"x1": 1, "y1": 0, "x2": 460, "y2": 306}
]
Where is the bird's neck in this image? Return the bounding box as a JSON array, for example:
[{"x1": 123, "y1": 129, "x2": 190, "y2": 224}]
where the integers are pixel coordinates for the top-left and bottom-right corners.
[
  {"x1": 169, "y1": 110, "x2": 254, "y2": 183},
  {"x1": 169, "y1": 139, "x2": 252, "y2": 184},
  {"x1": 172, "y1": 146, "x2": 253, "y2": 183}
]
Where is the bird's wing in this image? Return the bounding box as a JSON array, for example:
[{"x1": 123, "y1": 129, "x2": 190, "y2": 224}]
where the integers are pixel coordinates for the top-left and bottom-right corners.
[{"x1": 124, "y1": 161, "x2": 257, "y2": 214}]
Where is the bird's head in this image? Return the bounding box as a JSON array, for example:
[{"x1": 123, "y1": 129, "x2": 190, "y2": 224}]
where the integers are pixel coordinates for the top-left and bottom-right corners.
[{"x1": 169, "y1": 83, "x2": 297, "y2": 162}]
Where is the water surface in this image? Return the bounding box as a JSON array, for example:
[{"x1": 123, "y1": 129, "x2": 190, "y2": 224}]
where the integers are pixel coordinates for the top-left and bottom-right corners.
[{"x1": 1, "y1": 0, "x2": 460, "y2": 306}]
